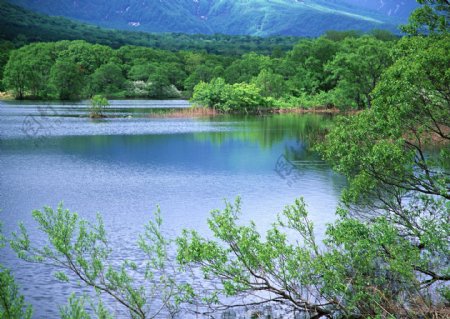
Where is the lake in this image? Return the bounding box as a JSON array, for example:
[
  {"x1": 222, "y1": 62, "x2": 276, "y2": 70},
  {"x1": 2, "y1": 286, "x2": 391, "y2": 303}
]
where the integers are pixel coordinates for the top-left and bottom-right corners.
[{"x1": 0, "y1": 100, "x2": 346, "y2": 318}]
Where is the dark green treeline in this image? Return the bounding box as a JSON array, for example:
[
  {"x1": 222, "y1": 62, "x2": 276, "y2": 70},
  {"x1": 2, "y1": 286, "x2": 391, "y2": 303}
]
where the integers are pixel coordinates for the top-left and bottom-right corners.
[{"x1": 1, "y1": 30, "x2": 397, "y2": 110}]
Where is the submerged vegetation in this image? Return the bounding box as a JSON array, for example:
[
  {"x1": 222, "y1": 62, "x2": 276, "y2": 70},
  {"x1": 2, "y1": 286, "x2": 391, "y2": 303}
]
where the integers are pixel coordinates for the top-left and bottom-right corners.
[
  {"x1": 89, "y1": 95, "x2": 109, "y2": 118},
  {"x1": 0, "y1": 0, "x2": 449, "y2": 318}
]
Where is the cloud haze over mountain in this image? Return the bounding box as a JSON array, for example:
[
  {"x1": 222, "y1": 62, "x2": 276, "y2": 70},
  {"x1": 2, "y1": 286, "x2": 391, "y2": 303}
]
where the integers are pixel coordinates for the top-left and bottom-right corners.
[{"x1": 9, "y1": 0, "x2": 419, "y2": 36}]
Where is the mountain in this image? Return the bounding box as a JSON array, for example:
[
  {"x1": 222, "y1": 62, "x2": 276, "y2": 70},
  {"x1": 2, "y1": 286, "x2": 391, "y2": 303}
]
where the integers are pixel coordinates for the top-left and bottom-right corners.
[
  {"x1": 8, "y1": 0, "x2": 419, "y2": 36},
  {"x1": 336, "y1": 0, "x2": 419, "y2": 20},
  {"x1": 0, "y1": 0, "x2": 300, "y2": 55}
]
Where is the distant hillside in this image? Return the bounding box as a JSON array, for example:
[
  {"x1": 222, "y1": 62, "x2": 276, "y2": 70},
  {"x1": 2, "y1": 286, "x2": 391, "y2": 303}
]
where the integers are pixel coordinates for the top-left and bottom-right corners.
[
  {"x1": 8, "y1": 0, "x2": 419, "y2": 36},
  {"x1": 0, "y1": 0, "x2": 300, "y2": 55},
  {"x1": 329, "y1": 0, "x2": 418, "y2": 20}
]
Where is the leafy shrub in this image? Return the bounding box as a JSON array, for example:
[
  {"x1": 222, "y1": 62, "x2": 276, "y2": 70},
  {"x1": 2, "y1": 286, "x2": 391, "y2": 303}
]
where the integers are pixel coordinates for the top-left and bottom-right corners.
[{"x1": 191, "y1": 78, "x2": 266, "y2": 112}]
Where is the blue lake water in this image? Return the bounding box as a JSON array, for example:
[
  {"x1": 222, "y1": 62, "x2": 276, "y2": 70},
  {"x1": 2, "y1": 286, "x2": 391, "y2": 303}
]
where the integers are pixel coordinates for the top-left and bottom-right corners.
[{"x1": 0, "y1": 100, "x2": 346, "y2": 318}]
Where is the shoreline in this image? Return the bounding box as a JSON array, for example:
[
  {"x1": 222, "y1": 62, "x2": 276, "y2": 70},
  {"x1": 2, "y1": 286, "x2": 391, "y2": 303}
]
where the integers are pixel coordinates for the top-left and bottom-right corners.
[
  {"x1": 0, "y1": 92, "x2": 14, "y2": 100},
  {"x1": 0, "y1": 94, "x2": 343, "y2": 117},
  {"x1": 146, "y1": 105, "x2": 342, "y2": 118}
]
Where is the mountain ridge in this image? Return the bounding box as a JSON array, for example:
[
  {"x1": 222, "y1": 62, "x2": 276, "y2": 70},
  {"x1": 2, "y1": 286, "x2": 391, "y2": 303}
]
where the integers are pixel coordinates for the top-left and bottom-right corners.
[
  {"x1": 8, "y1": 0, "x2": 419, "y2": 36},
  {"x1": 0, "y1": 0, "x2": 303, "y2": 55}
]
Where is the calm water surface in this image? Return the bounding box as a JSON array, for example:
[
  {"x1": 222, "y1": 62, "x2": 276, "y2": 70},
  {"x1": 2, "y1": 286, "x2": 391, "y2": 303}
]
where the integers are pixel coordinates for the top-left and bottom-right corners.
[{"x1": 0, "y1": 100, "x2": 345, "y2": 318}]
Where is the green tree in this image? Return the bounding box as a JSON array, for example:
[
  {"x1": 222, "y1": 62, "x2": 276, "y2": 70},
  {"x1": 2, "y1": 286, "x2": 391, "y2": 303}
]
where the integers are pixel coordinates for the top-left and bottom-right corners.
[
  {"x1": 58, "y1": 41, "x2": 113, "y2": 75},
  {"x1": 89, "y1": 62, "x2": 126, "y2": 96},
  {"x1": 161, "y1": 62, "x2": 187, "y2": 90},
  {"x1": 369, "y1": 29, "x2": 398, "y2": 41},
  {"x1": 318, "y1": 34, "x2": 449, "y2": 307},
  {"x1": 192, "y1": 78, "x2": 266, "y2": 112},
  {"x1": 21, "y1": 43, "x2": 56, "y2": 98},
  {"x1": 224, "y1": 82, "x2": 266, "y2": 112},
  {"x1": 283, "y1": 37, "x2": 340, "y2": 96},
  {"x1": 3, "y1": 50, "x2": 27, "y2": 99},
  {"x1": 10, "y1": 204, "x2": 183, "y2": 319},
  {"x1": 89, "y1": 95, "x2": 109, "y2": 118},
  {"x1": 323, "y1": 30, "x2": 362, "y2": 41},
  {"x1": 325, "y1": 36, "x2": 393, "y2": 109},
  {"x1": 0, "y1": 267, "x2": 33, "y2": 319},
  {"x1": 183, "y1": 64, "x2": 216, "y2": 92},
  {"x1": 3, "y1": 43, "x2": 57, "y2": 98},
  {"x1": 401, "y1": 0, "x2": 449, "y2": 35},
  {"x1": 191, "y1": 77, "x2": 229, "y2": 110},
  {"x1": 0, "y1": 41, "x2": 15, "y2": 91},
  {"x1": 224, "y1": 52, "x2": 271, "y2": 84},
  {"x1": 179, "y1": 32, "x2": 449, "y2": 319},
  {"x1": 321, "y1": 35, "x2": 449, "y2": 204},
  {"x1": 128, "y1": 63, "x2": 156, "y2": 81},
  {"x1": 182, "y1": 51, "x2": 205, "y2": 74},
  {"x1": 59, "y1": 294, "x2": 112, "y2": 319},
  {"x1": 147, "y1": 66, "x2": 177, "y2": 98},
  {"x1": 251, "y1": 68, "x2": 287, "y2": 98},
  {"x1": 177, "y1": 196, "x2": 447, "y2": 318},
  {"x1": 147, "y1": 68, "x2": 170, "y2": 98},
  {"x1": 0, "y1": 221, "x2": 33, "y2": 319},
  {"x1": 50, "y1": 57, "x2": 84, "y2": 100}
]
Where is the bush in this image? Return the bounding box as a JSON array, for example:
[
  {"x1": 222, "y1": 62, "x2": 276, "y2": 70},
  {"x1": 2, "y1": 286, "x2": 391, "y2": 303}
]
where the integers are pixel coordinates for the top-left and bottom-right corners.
[
  {"x1": 177, "y1": 197, "x2": 449, "y2": 318},
  {"x1": 89, "y1": 94, "x2": 109, "y2": 118},
  {"x1": 191, "y1": 78, "x2": 267, "y2": 112}
]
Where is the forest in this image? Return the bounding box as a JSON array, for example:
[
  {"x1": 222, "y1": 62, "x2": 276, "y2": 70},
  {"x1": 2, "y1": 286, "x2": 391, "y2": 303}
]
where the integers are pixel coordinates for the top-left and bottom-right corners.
[
  {"x1": 0, "y1": 0, "x2": 411, "y2": 111},
  {"x1": 1, "y1": 29, "x2": 399, "y2": 110},
  {"x1": 0, "y1": 0, "x2": 299, "y2": 55},
  {"x1": 4, "y1": 0, "x2": 405, "y2": 37}
]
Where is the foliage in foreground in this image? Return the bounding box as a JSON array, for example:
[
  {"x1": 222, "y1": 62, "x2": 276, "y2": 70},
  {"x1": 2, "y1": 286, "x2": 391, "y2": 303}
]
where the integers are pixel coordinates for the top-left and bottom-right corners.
[
  {"x1": 9, "y1": 205, "x2": 182, "y2": 319},
  {"x1": 401, "y1": 0, "x2": 449, "y2": 35},
  {"x1": 319, "y1": 34, "x2": 449, "y2": 208},
  {"x1": 176, "y1": 30, "x2": 449, "y2": 319},
  {"x1": 0, "y1": 266, "x2": 33, "y2": 319},
  {"x1": 0, "y1": 221, "x2": 32, "y2": 319},
  {"x1": 2, "y1": 190, "x2": 449, "y2": 319},
  {"x1": 177, "y1": 197, "x2": 449, "y2": 318},
  {"x1": 1, "y1": 2, "x2": 448, "y2": 317}
]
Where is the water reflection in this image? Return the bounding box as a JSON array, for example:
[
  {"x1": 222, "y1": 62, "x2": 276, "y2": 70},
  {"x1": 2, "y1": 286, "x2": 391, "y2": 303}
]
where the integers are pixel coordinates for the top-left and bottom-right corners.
[
  {"x1": 0, "y1": 101, "x2": 345, "y2": 318},
  {"x1": 194, "y1": 113, "x2": 333, "y2": 148}
]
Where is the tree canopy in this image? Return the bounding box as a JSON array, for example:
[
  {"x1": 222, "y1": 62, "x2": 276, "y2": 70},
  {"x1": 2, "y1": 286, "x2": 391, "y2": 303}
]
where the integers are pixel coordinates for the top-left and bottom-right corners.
[
  {"x1": 180, "y1": 33, "x2": 450, "y2": 317},
  {"x1": 2, "y1": 33, "x2": 400, "y2": 110},
  {"x1": 401, "y1": 0, "x2": 449, "y2": 35}
]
